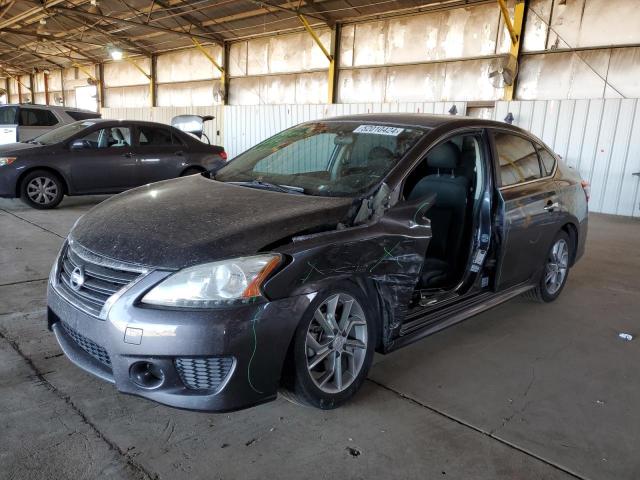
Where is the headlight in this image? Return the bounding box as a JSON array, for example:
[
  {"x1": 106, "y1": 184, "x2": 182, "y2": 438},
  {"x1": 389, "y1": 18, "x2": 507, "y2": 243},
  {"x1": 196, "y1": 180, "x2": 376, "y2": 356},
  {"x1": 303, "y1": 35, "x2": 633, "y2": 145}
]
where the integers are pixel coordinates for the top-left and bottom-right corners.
[
  {"x1": 141, "y1": 254, "x2": 281, "y2": 308},
  {"x1": 0, "y1": 157, "x2": 16, "y2": 166}
]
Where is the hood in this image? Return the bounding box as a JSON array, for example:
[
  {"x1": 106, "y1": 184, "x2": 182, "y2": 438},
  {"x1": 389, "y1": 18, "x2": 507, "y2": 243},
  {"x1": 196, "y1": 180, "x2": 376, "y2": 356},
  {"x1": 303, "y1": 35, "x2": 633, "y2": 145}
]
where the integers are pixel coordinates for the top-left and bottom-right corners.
[
  {"x1": 0, "y1": 142, "x2": 45, "y2": 155},
  {"x1": 71, "y1": 175, "x2": 354, "y2": 269}
]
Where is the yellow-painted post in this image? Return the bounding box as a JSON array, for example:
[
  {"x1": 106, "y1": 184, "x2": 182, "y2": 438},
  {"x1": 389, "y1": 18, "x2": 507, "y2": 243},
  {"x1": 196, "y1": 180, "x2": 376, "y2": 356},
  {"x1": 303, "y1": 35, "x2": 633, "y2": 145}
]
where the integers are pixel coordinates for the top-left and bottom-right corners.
[
  {"x1": 123, "y1": 55, "x2": 153, "y2": 107},
  {"x1": 498, "y1": 0, "x2": 526, "y2": 101},
  {"x1": 298, "y1": 14, "x2": 335, "y2": 103},
  {"x1": 191, "y1": 38, "x2": 225, "y2": 104}
]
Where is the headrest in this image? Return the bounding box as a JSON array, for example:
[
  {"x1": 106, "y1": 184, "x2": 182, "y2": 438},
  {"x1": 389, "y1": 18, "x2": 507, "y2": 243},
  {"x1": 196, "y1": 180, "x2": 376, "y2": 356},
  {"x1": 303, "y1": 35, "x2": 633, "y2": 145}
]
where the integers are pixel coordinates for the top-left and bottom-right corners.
[
  {"x1": 368, "y1": 146, "x2": 394, "y2": 166},
  {"x1": 427, "y1": 142, "x2": 460, "y2": 169},
  {"x1": 112, "y1": 128, "x2": 124, "y2": 141}
]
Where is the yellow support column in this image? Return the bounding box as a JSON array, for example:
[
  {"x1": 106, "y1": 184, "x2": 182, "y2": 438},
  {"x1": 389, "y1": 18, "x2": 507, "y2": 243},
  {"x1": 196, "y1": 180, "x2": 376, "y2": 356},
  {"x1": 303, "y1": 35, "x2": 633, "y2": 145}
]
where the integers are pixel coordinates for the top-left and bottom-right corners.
[
  {"x1": 191, "y1": 38, "x2": 226, "y2": 104},
  {"x1": 298, "y1": 14, "x2": 335, "y2": 104},
  {"x1": 123, "y1": 55, "x2": 153, "y2": 107},
  {"x1": 498, "y1": 0, "x2": 526, "y2": 101}
]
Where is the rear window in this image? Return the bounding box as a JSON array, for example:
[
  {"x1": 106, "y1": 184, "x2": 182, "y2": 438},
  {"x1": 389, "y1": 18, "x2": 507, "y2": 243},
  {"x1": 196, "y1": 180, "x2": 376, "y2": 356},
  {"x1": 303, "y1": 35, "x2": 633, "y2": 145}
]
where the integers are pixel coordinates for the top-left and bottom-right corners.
[
  {"x1": 536, "y1": 144, "x2": 556, "y2": 176},
  {"x1": 493, "y1": 132, "x2": 542, "y2": 187},
  {"x1": 138, "y1": 126, "x2": 174, "y2": 146},
  {"x1": 18, "y1": 108, "x2": 59, "y2": 127},
  {"x1": 66, "y1": 110, "x2": 101, "y2": 121}
]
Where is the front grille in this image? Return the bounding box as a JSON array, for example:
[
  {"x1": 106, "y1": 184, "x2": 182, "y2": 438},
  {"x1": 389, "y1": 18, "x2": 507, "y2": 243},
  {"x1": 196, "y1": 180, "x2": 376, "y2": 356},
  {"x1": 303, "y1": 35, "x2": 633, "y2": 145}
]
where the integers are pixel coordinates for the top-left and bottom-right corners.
[
  {"x1": 57, "y1": 243, "x2": 142, "y2": 317},
  {"x1": 175, "y1": 357, "x2": 234, "y2": 391},
  {"x1": 62, "y1": 322, "x2": 112, "y2": 368}
]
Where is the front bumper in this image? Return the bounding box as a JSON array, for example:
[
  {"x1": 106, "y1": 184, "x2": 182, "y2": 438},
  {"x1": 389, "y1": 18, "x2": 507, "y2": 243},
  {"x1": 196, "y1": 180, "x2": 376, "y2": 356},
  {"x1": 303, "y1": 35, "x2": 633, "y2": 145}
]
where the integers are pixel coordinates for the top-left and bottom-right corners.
[
  {"x1": 0, "y1": 167, "x2": 19, "y2": 197},
  {"x1": 47, "y1": 273, "x2": 313, "y2": 412}
]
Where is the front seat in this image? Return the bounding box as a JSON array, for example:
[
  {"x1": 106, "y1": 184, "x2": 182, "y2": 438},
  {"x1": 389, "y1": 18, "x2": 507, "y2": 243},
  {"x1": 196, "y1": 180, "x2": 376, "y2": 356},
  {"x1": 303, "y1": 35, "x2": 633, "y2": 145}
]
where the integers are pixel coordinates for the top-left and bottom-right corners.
[{"x1": 408, "y1": 142, "x2": 470, "y2": 288}]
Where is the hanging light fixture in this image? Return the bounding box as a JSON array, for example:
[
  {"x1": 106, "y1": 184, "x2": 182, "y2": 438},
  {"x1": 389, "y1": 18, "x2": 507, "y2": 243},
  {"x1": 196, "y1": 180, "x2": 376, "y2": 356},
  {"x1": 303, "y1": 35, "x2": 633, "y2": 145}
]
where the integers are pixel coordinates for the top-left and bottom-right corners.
[{"x1": 109, "y1": 47, "x2": 124, "y2": 61}]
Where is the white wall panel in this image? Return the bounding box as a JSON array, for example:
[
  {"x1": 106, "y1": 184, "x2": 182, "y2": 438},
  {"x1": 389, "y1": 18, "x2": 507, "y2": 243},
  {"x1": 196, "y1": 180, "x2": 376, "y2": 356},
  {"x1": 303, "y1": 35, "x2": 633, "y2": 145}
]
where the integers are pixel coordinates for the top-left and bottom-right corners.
[
  {"x1": 156, "y1": 46, "x2": 222, "y2": 83},
  {"x1": 494, "y1": 98, "x2": 640, "y2": 216},
  {"x1": 104, "y1": 59, "x2": 150, "y2": 87}
]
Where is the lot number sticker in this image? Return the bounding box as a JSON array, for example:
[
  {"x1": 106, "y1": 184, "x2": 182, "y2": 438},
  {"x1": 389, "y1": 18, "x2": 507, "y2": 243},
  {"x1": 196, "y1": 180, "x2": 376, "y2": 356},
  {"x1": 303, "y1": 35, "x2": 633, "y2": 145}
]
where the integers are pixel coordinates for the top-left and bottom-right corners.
[{"x1": 353, "y1": 125, "x2": 404, "y2": 136}]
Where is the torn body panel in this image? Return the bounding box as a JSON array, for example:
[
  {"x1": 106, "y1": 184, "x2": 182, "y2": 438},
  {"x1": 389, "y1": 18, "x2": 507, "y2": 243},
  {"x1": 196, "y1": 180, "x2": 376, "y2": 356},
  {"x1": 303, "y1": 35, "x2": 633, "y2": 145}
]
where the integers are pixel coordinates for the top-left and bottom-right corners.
[{"x1": 264, "y1": 194, "x2": 435, "y2": 351}]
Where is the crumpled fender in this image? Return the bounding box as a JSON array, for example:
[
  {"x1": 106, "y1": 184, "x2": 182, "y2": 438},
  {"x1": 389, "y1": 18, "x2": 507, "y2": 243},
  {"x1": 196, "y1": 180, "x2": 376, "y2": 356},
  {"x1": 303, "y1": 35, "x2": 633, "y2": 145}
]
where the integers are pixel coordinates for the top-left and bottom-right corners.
[{"x1": 263, "y1": 193, "x2": 435, "y2": 351}]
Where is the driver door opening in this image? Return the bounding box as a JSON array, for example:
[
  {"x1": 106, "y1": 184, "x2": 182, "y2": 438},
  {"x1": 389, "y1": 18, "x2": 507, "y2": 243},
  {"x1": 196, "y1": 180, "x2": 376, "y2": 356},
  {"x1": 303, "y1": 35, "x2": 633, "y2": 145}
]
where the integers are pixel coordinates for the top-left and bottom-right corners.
[{"x1": 403, "y1": 132, "x2": 489, "y2": 296}]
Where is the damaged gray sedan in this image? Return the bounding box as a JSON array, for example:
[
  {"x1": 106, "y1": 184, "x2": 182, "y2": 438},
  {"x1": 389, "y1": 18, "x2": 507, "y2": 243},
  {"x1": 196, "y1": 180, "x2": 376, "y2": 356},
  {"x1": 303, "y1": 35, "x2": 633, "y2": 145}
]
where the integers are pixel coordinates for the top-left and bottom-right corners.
[{"x1": 47, "y1": 114, "x2": 588, "y2": 411}]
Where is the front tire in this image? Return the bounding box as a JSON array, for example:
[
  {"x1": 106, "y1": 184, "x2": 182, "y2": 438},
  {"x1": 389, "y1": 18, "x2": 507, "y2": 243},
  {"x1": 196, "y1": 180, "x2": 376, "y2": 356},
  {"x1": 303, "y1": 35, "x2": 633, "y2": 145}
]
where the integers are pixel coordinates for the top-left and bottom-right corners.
[
  {"x1": 20, "y1": 170, "x2": 64, "y2": 209},
  {"x1": 282, "y1": 283, "x2": 376, "y2": 409},
  {"x1": 525, "y1": 231, "x2": 571, "y2": 303}
]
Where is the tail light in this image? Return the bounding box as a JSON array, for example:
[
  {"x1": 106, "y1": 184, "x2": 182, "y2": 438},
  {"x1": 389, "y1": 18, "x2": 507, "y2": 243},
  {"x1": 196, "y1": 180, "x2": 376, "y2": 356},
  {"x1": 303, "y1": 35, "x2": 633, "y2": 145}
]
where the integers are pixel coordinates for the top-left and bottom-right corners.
[
  {"x1": 581, "y1": 180, "x2": 590, "y2": 202},
  {"x1": 219, "y1": 150, "x2": 228, "y2": 161}
]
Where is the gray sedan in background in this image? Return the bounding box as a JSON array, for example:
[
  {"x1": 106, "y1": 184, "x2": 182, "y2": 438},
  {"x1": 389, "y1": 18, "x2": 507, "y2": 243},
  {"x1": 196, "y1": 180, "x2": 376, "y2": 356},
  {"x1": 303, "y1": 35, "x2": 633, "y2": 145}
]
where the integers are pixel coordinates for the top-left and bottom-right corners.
[{"x1": 0, "y1": 119, "x2": 227, "y2": 209}]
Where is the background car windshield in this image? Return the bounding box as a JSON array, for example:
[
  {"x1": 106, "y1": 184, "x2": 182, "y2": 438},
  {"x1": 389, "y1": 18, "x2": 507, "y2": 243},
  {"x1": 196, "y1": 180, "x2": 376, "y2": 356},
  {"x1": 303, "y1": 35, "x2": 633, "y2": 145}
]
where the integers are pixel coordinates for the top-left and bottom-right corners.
[
  {"x1": 32, "y1": 121, "x2": 99, "y2": 145},
  {"x1": 215, "y1": 122, "x2": 425, "y2": 196}
]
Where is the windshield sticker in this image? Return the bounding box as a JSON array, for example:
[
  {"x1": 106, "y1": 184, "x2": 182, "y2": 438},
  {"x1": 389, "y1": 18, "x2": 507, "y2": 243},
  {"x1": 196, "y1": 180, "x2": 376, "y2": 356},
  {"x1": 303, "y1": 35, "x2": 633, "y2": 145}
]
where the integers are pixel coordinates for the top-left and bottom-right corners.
[{"x1": 353, "y1": 125, "x2": 404, "y2": 136}]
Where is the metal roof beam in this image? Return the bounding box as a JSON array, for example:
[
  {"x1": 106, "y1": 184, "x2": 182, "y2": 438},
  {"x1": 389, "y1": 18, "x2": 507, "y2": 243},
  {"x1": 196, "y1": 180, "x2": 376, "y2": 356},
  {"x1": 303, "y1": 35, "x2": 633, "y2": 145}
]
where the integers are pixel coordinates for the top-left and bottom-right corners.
[{"x1": 52, "y1": 5, "x2": 223, "y2": 46}]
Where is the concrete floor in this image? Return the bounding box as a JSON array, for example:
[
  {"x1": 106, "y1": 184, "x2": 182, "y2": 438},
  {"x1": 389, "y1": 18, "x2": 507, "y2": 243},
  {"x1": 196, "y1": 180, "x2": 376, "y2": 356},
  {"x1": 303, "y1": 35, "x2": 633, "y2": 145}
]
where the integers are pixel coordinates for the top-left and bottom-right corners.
[{"x1": 1, "y1": 195, "x2": 639, "y2": 480}]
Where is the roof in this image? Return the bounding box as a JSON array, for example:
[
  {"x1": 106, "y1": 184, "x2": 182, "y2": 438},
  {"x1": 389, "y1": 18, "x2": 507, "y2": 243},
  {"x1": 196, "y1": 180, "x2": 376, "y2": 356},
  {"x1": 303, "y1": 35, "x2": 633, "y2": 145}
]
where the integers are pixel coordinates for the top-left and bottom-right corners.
[
  {"x1": 318, "y1": 113, "x2": 517, "y2": 130},
  {"x1": 1, "y1": 103, "x2": 96, "y2": 112},
  {"x1": 0, "y1": 0, "x2": 488, "y2": 75}
]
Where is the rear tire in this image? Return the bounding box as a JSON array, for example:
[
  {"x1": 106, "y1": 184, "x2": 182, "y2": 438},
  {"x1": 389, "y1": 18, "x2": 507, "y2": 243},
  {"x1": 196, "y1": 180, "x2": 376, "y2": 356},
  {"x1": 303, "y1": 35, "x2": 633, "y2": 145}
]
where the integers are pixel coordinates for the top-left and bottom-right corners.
[
  {"x1": 524, "y1": 230, "x2": 571, "y2": 303},
  {"x1": 281, "y1": 282, "x2": 376, "y2": 409},
  {"x1": 20, "y1": 170, "x2": 64, "y2": 209}
]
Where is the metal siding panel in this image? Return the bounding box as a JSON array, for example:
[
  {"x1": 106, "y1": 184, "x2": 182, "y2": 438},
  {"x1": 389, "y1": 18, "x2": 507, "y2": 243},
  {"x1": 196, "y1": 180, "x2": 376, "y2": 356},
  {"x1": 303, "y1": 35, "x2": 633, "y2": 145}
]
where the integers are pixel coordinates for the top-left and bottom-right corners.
[
  {"x1": 564, "y1": 99, "x2": 590, "y2": 170},
  {"x1": 587, "y1": 99, "x2": 618, "y2": 210},
  {"x1": 553, "y1": 100, "x2": 576, "y2": 159},
  {"x1": 600, "y1": 99, "x2": 637, "y2": 214},
  {"x1": 614, "y1": 100, "x2": 640, "y2": 216}
]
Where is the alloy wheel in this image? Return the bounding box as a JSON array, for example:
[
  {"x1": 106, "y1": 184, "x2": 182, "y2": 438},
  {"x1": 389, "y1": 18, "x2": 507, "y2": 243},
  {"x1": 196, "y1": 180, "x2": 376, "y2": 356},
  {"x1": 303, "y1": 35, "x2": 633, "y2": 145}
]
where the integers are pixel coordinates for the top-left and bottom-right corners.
[
  {"x1": 544, "y1": 238, "x2": 569, "y2": 295},
  {"x1": 305, "y1": 293, "x2": 368, "y2": 394},
  {"x1": 26, "y1": 176, "x2": 58, "y2": 205}
]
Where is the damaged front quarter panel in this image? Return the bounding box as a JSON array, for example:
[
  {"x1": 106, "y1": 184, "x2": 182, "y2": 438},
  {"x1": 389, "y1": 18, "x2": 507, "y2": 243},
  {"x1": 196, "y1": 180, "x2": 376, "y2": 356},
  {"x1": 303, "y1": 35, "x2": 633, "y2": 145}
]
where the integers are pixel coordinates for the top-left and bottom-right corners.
[{"x1": 263, "y1": 192, "x2": 436, "y2": 351}]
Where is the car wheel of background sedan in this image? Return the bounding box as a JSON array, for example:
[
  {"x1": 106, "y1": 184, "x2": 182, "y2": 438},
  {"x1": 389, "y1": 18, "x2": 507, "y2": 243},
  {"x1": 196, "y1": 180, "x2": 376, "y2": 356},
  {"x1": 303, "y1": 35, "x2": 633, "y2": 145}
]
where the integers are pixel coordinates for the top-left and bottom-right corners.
[
  {"x1": 525, "y1": 230, "x2": 571, "y2": 303},
  {"x1": 20, "y1": 170, "x2": 64, "y2": 209},
  {"x1": 282, "y1": 283, "x2": 376, "y2": 409}
]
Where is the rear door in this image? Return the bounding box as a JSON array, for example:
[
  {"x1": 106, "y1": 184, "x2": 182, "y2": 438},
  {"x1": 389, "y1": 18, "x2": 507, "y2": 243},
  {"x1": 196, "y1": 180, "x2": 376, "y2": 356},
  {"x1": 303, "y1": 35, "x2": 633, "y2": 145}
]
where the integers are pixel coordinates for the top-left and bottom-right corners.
[
  {"x1": 17, "y1": 107, "x2": 60, "y2": 141},
  {"x1": 491, "y1": 130, "x2": 561, "y2": 289},
  {"x1": 69, "y1": 125, "x2": 138, "y2": 192},
  {"x1": 133, "y1": 125, "x2": 185, "y2": 184}
]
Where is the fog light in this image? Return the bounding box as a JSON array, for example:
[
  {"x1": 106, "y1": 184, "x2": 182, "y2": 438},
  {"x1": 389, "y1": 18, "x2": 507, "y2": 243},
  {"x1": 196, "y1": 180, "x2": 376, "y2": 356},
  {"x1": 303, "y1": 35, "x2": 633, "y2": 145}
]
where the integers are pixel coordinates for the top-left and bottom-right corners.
[{"x1": 129, "y1": 361, "x2": 165, "y2": 389}]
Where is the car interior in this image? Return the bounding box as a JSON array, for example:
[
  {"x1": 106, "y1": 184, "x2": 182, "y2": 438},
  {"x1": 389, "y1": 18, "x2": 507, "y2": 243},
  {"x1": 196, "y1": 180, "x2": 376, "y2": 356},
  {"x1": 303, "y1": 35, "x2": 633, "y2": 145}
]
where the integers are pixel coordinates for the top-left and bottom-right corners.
[
  {"x1": 79, "y1": 127, "x2": 131, "y2": 149},
  {"x1": 404, "y1": 134, "x2": 484, "y2": 290}
]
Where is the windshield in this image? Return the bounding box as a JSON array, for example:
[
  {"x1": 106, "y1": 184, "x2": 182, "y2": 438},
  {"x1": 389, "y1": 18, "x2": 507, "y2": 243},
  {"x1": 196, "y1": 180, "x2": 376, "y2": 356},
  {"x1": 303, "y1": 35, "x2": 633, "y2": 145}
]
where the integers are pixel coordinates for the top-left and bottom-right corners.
[
  {"x1": 215, "y1": 122, "x2": 426, "y2": 197},
  {"x1": 30, "y1": 120, "x2": 99, "y2": 145}
]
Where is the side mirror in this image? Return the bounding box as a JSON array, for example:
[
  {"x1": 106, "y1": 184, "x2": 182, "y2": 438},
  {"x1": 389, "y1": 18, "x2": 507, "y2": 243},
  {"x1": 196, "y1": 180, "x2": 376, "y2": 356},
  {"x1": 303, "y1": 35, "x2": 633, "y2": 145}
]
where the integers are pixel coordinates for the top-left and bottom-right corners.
[{"x1": 70, "y1": 139, "x2": 86, "y2": 150}]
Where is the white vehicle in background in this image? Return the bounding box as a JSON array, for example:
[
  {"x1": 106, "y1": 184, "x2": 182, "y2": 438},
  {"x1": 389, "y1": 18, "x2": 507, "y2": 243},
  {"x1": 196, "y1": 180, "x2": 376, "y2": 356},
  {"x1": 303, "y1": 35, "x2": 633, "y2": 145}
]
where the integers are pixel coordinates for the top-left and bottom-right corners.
[{"x1": 0, "y1": 104, "x2": 100, "y2": 145}]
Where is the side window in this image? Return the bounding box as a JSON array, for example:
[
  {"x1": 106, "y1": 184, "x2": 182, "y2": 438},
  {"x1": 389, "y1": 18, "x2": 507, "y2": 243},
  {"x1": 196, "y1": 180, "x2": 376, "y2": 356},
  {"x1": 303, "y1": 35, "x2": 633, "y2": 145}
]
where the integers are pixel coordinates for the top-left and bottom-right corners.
[
  {"x1": 138, "y1": 126, "x2": 174, "y2": 146},
  {"x1": 18, "y1": 108, "x2": 59, "y2": 127},
  {"x1": 536, "y1": 144, "x2": 556, "y2": 176},
  {"x1": 77, "y1": 127, "x2": 132, "y2": 149},
  {"x1": 493, "y1": 132, "x2": 542, "y2": 187}
]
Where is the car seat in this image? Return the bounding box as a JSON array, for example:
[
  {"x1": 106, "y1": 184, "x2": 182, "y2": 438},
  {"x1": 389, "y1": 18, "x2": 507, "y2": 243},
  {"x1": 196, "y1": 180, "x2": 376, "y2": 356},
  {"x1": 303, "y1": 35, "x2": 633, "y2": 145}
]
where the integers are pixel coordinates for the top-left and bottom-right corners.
[{"x1": 408, "y1": 142, "x2": 470, "y2": 288}]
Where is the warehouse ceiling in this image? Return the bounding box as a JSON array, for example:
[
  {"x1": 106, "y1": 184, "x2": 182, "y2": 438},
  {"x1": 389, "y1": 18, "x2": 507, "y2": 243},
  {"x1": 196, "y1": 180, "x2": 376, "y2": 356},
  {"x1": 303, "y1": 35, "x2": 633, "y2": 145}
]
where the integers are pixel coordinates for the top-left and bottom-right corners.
[{"x1": 0, "y1": 0, "x2": 487, "y2": 75}]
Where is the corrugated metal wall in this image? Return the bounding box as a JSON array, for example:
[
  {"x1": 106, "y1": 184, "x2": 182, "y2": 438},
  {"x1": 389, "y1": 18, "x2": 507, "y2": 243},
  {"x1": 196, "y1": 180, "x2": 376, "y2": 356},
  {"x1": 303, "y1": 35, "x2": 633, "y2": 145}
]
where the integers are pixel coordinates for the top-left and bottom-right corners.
[{"x1": 494, "y1": 99, "x2": 640, "y2": 217}]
